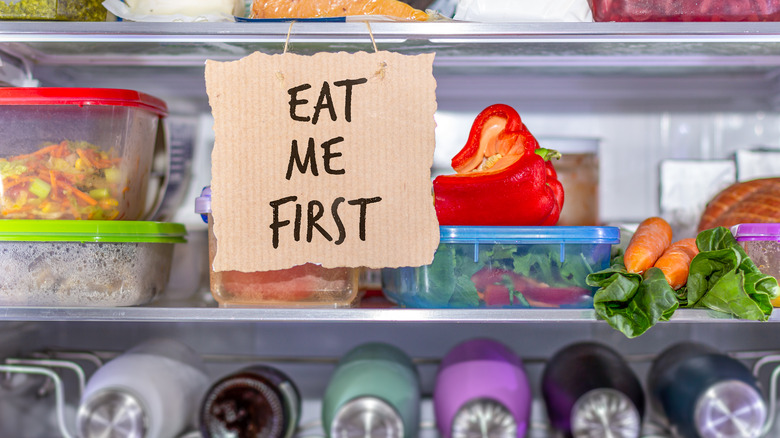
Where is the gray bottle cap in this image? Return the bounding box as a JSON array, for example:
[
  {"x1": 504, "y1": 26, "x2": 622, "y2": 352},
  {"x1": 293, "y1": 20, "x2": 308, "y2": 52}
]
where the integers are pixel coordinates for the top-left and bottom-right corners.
[
  {"x1": 694, "y1": 380, "x2": 767, "y2": 438},
  {"x1": 76, "y1": 389, "x2": 147, "y2": 438},
  {"x1": 571, "y1": 388, "x2": 641, "y2": 438},
  {"x1": 452, "y1": 398, "x2": 517, "y2": 438},
  {"x1": 331, "y1": 396, "x2": 404, "y2": 438}
]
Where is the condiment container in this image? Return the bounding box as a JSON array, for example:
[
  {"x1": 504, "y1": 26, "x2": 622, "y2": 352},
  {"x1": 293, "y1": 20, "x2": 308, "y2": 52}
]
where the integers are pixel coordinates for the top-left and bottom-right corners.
[
  {"x1": 647, "y1": 342, "x2": 767, "y2": 438},
  {"x1": 434, "y1": 339, "x2": 531, "y2": 438},
  {"x1": 542, "y1": 342, "x2": 644, "y2": 438},
  {"x1": 381, "y1": 226, "x2": 618, "y2": 308},
  {"x1": 195, "y1": 186, "x2": 360, "y2": 308},
  {"x1": 77, "y1": 338, "x2": 209, "y2": 438},
  {"x1": 540, "y1": 137, "x2": 600, "y2": 226},
  {"x1": 0, "y1": 0, "x2": 107, "y2": 20},
  {"x1": 0, "y1": 220, "x2": 185, "y2": 306},
  {"x1": 322, "y1": 343, "x2": 420, "y2": 438},
  {"x1": 0, "y1": 88, "x2": 168, "y2": 220},
  {"x1": 731, "y1": 223, "x2": 780, "y2": 306},
  {"x1": 200, "y1": 365, "x2": 301, "y2": 438},
  {"x1": 589, "y1": 0, "x2": 780, "y2": 22}
]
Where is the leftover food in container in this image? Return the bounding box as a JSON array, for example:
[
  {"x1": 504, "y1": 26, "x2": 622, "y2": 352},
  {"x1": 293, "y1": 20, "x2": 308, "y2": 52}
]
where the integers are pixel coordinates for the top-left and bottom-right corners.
[
  {"x1": 0, "y1": 87, "x2": 168, "y2": 220},
  {"x1": 196, "y1": 187, "x2": 360, "y2": 308},
  {"x1": 732, "y1": 223, "x2": 780, "y2": 306},
  {"x1": 382, "y1": 226, "x2": 619, "y2": 308},
  {"x1": 589, "y1": 0, "x2": 780, "y2": 22},
  {"x1": 0, "y1": 0, "x2": 107, "y2": 20},
  {"x1": 0, "y1": 220, "x2": 186, "y2": 307}
]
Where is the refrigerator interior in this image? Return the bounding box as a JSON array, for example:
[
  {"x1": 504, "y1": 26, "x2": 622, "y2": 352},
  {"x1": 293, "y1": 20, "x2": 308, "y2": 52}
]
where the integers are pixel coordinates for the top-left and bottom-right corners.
[{"x1": 2, "y1": 21, "x2": 780, "y2": 437}]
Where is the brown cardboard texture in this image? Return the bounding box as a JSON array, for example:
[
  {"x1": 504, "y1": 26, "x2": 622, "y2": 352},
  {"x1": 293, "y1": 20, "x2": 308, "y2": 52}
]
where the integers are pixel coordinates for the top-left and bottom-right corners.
[{"x1": 206, "y1": 51, "x2": 439, "y2": 272}]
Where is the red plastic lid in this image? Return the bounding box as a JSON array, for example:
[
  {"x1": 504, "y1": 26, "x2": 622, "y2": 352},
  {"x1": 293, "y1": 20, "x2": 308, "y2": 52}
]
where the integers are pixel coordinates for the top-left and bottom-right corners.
[{"x1": 0, "y1": 88, "x2": 168, "y2": 117}]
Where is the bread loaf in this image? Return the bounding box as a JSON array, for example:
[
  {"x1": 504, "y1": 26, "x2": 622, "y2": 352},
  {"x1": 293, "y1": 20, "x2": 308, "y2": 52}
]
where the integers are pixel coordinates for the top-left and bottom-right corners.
[{"x1": 698, "y1": 178, "x2": 780, "y2": 231}]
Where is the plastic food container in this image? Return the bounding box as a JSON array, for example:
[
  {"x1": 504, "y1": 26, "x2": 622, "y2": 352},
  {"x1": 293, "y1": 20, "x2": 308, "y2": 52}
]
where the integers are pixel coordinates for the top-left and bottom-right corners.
[
  {"x1": 382, "y1": 226, "x2": 619, "y2": 308},
  {"x1": 0, "y1": 0, "x2": 107, "y2": 21},
  {"x1": 731, "y1": 223, "x2": 780, "y2": 306},
  {"x1": 196, "y1": 187, "x2": 361, "y2": 308},
  {"x1": 0, "y1": 220, "x2": 186, "y2": 307},
  {"x1": 0, "y1": 88, "x2": 168, "y2": 221},
  {"x1": 589, "y1": 0, "x2": 780, "y2": 22}
]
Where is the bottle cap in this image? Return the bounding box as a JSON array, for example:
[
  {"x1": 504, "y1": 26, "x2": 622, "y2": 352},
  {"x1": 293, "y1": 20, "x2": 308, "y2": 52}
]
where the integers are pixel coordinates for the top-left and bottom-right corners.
[
  {"x1": 201, "y1": 375, "x2": 286, "y2": 438},
  {"x1": 571, "y1": 388, "x2": 641, "y2": 438},
  {"x1": 76, "y1": 389, "x2": 147, "y2": 438},
  {"x1": 331, "y1": 396, "x2": 404, "y2": 438},
  {"x1": 694, "y1": 380, "x2": 767, "y2": 438},
  {"x1": 452, "y1": 398, "x2": 517, "y2": 438}
]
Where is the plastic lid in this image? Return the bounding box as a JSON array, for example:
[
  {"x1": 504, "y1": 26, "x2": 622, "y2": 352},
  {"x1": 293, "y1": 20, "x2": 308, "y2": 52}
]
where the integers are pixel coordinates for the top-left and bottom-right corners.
[
  {"x1": 0, "y1": 88, "x2": 168, "y2": 118},
  {"x1": 440, "y1": 226, "x2": 620, "y2": 244},
  {"x1": 0, "y1": 220, "x2": 186, "y2": 243},
  {"x1": 730, "y1": 223, "x2": 780, "y2": 242},
  {"x1": 571, "y1": 389, "x2": 641, "y2": 438}
]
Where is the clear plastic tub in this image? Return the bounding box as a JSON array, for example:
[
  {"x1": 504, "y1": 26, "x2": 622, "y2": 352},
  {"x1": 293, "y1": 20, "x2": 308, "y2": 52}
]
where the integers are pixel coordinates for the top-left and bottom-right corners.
[
  {"x1": 0, "y1": 220, "x2": 186, "y2": 307},
  {"x1": 0, "y1": 88, "x2": 168, "y2": 220},
  {"x1": 731, "y1": 223, "x2": 780, "y2": 306},
  {"x1": 196, "y1": 187, "x2": 361, "y2": 308},
  {"x1": 0, "y1": 0, "x2": 107, "y2": 21},
  {"x1": 589, "y1": 0, "x2": 780, "y2": 22},
  {"x1": 382, "y1": 226, "x2": 619, "y2": 309}
]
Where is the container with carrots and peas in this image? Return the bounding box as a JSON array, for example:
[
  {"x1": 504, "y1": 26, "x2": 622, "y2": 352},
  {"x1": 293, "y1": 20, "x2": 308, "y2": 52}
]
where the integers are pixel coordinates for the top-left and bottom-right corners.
[{"x1": 0, "y1": 87, "x2": 168, "y2": 221}]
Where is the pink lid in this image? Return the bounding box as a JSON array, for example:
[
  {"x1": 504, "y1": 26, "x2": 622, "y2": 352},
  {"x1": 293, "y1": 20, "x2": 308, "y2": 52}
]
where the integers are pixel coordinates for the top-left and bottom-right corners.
[
  {"x1": 0, "y1": 87, "x2": 168, "y2": 117},
  {"x1": 731, "y1": 223, "x2": 780, "y2": 242}
]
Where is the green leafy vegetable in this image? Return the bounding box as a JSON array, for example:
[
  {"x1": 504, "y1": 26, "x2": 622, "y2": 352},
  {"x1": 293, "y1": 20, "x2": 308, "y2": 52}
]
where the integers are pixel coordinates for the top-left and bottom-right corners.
[
  {"x1": 587, "y1": 257, "x2": 678, "y2": 338},
  {"x1": 588, "y1": 227, "x2": 780, "y2": 338}
]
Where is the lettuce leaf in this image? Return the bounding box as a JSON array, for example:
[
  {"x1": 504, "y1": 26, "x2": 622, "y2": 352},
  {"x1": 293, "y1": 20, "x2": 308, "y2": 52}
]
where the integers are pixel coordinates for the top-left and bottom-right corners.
[{"x1": 587, "y1": 258, "x2": 678, "y2": 338}]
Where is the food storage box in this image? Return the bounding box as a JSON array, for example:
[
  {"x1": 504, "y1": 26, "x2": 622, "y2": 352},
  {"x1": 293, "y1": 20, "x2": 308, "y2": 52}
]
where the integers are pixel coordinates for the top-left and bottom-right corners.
[
  {"x1": 196, "y1": 187, "x2": 361, "y2": 308},
  {"x1": 0, "y1": 0, "x2": 107, "y2": 21},
  {"x1": 0, "y1": 220, "x2": 186, "y2": 307},
  {"x1": 589, "y1": 0, "x2": 780, "y2": 22},
  {"x1": 382, "y1": 226, "x2": 619, "y2": 309},
  {"x1": 731, "y1": 223, "x2": 780, "y2": 306},
  {"x1": 0, "y1": 88, "x2": 167, "y2": 221}
]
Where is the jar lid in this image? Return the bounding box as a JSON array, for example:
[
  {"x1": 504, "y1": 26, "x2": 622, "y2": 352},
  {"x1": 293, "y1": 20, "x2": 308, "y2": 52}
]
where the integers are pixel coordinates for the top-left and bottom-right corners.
[
  {"x1": 730, "y1": 223, "x2": 780, "y2": 242},
  {"x1": 440, "y1": 226, "x2": 620, "y2": 244},
  {"x1": 0, "y1": 220, "x2": 186, "y2": 243},
  {"x1": 0, "y1": 88, "x2": 168, "y2": 117}
]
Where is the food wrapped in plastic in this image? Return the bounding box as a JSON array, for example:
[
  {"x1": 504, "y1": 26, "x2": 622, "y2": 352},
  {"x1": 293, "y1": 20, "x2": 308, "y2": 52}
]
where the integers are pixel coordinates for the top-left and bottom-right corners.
[
  {"x1": 454, "y1": 0, "x2": 592, "y2": 22},
  {"x1": 249, "y1": 0, "x2": 428, "y2": 20},
  {"x1": 103, "y1": 0, "x2": 244, "y2": 21},
  {"x1": 589, "y1": 0, "x2": 780, "y2": 22},
  {"x1": 0, "y1": 0, "x2": 106, "y2": 21}
]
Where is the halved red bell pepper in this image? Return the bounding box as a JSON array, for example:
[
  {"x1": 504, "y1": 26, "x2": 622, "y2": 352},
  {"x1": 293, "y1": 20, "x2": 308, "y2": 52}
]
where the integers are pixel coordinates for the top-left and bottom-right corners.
[{"x1": 433, "y1": 104, "x2": 564, "y2": 226}]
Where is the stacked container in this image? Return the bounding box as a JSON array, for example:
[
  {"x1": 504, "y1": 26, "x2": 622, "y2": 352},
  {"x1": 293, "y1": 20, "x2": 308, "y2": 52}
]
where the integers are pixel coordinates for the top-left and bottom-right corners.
[{"x1": 0, "y1": 87, "x2": 183, "y2": 307}]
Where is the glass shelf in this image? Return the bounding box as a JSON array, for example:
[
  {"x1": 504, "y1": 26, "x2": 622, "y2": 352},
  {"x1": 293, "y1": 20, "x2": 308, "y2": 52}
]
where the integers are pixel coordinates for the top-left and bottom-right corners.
[{"x1": 0, "y1": 305, "x2": 761, "y2": 323}]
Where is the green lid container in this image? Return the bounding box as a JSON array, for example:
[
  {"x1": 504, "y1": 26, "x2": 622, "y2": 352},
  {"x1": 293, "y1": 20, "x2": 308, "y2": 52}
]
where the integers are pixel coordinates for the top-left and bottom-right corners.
[{"x1": 0, "y1": 220, "x2": 187, "y2": 243}]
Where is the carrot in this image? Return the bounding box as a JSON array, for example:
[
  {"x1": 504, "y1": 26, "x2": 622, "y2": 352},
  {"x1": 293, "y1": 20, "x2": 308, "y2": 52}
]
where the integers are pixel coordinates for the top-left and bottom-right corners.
[
  {"x1": 49, "y1": 171, "x2": 58, "y2": 201},
  {"x1": 653, "y1": 238, "x2": 699, "y2": 290},
  {"x1": 58, "y1": 180, "x2": 98, "y2": 206},
  {"x1": 8, "y1": 143, "x2": 62, "y2": 162},
  {"x1": 624, "y1": 217, "x2": 673, "y2": 274}
]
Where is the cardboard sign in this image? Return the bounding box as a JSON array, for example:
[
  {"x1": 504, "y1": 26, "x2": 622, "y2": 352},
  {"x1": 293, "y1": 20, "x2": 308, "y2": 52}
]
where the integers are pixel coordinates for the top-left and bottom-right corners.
[{"x1": 205, "y1": 51, "x2": 439, "y2": 272}]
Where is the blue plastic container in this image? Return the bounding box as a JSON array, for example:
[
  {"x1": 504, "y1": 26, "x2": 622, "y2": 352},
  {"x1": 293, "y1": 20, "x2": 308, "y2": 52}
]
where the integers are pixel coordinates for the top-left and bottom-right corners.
[{"x1": 381, "y1": 226, "x2": 619, "y2": 309}]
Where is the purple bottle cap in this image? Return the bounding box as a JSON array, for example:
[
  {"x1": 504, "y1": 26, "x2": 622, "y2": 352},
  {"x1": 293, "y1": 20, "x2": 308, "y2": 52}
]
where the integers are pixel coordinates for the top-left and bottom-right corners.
[{"x1": 434, "y1": 339, "x2": 530, "y2": 438}]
